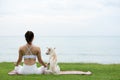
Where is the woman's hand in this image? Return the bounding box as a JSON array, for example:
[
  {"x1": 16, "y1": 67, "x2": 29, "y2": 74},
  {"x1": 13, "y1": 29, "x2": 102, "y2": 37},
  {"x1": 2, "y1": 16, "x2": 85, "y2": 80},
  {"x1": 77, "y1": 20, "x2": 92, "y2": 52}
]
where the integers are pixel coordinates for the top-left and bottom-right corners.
[{"x1": 14, "y1": 62, "x2": 17, "y2": 66}]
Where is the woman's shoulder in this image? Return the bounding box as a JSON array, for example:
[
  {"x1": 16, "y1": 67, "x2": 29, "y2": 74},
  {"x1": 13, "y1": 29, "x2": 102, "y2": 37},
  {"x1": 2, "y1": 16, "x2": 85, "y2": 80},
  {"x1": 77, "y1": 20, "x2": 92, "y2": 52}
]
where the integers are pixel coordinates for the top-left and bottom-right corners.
[
  {"x1": 19, "y1": 45, "x2": 26, "y2": 51},
  {"x1": 19, "y1": 44, "x2": 41, "y2": 51},
  {"x1": 32, "y1": 45, "x2": 41, "y2": 51},
  {"x1": 32, "y1": 45, "x2": 40, "y2": 48}
]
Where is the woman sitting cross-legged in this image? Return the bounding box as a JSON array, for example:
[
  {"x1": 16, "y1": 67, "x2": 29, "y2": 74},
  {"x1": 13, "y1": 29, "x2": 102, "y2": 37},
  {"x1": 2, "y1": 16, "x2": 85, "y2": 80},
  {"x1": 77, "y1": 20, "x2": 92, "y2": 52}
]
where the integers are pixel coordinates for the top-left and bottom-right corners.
[{"x1": 8, "y1": 31, "x2": 47, "y2": 75}]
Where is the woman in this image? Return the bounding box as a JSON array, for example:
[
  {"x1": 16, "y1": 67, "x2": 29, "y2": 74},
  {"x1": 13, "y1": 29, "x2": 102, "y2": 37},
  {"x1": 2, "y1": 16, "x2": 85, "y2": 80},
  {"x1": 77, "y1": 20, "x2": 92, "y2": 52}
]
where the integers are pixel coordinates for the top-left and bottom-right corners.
[{"x1": 9, "y1": 31, "x2": 47, "y2": 75}]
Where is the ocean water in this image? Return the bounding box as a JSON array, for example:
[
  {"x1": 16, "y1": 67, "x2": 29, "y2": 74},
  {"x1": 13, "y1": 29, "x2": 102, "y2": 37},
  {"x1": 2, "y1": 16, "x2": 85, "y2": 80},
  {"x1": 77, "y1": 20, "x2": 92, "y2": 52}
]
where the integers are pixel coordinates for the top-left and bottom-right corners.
[{"x1": 0, "y1": 36, "x2": 120, "y2": 64}]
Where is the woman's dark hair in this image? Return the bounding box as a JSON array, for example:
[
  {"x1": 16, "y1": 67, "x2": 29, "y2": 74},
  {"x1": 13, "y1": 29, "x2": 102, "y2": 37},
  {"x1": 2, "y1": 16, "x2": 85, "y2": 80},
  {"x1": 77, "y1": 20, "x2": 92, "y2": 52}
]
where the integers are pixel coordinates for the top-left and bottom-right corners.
[{"x1": 25, "y1": 31, "x2": 34, "y2": 44}]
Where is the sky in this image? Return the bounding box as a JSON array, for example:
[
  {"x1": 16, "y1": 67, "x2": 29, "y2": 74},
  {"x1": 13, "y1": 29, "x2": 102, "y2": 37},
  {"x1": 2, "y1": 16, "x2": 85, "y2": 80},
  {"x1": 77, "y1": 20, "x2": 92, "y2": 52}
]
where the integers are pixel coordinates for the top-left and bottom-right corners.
[{"x1": 0, "y1": 0, "x2": 120, "y2": 36}]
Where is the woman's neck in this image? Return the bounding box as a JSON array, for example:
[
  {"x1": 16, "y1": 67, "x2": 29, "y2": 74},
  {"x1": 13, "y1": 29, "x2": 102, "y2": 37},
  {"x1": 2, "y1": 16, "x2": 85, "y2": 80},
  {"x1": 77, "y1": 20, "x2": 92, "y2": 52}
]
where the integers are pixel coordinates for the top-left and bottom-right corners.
[{"x1": 27, "y1": 43, "x2": 32, "y2": 46}]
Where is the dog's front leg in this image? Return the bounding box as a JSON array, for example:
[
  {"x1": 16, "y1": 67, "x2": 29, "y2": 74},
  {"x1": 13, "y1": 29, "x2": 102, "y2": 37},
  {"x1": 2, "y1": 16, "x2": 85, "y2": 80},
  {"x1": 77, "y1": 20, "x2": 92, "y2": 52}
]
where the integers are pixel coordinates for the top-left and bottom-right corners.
[{"x1": 47, "y1": 63, "x2": 50, "y2": 69}]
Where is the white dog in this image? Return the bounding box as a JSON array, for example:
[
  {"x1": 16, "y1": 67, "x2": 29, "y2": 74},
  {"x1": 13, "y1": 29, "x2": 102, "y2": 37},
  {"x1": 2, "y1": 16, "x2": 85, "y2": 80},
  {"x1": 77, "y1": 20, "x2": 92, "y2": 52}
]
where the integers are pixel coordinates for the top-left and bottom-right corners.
[{"x1": 45, "y1": 47, "x2": 60, "y2": 74}]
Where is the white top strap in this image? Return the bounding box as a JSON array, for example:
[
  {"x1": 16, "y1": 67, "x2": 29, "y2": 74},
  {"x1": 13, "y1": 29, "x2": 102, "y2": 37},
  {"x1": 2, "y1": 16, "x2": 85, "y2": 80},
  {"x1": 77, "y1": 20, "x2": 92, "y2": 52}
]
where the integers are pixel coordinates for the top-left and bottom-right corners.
[{"x1": 26, "y1": 46, "x2": 33, "y2": 55}]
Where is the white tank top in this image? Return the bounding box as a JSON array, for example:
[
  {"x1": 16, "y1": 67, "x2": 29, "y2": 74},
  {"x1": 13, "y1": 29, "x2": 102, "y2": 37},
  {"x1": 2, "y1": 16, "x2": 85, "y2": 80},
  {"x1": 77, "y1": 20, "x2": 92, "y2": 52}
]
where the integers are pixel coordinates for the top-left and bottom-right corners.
[{"x1": 23, "y1": 46, "x2": 37, "y2": 59}]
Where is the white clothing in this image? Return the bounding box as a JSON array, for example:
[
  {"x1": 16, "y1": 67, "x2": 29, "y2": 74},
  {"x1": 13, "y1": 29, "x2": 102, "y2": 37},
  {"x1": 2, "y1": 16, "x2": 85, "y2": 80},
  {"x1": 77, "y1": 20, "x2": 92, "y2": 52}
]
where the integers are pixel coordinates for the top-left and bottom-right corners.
[{"x1": 14, "y1": 64, "x2": 47, "y2": 74}]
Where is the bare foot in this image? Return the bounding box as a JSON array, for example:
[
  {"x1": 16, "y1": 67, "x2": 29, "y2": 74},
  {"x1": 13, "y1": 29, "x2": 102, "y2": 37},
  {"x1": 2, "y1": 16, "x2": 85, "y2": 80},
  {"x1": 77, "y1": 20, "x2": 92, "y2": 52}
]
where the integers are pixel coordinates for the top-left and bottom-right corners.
[{"x1": 8, "y1": 70, "x2": 18, "y2": 75}]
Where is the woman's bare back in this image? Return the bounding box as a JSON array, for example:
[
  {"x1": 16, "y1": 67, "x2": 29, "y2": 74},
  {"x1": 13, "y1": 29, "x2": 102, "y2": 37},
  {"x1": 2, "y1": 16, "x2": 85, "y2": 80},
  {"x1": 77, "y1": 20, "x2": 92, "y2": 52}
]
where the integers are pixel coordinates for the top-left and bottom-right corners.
[{"x1": 20, "y1": 44, "x2": 40, "y2": 65}]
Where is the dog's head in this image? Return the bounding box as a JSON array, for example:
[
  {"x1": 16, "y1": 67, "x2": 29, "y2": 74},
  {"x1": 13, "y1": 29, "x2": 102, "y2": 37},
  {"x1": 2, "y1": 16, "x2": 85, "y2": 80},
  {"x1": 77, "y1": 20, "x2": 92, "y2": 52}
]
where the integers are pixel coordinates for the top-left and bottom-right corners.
[{"x1": 46, "y1": 47, "x2": 56, "y2": 55}]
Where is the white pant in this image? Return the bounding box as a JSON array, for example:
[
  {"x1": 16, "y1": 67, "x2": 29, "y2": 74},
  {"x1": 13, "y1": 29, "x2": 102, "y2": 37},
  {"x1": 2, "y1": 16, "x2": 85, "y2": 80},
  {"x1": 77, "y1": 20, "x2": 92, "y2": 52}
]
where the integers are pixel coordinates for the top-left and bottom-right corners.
[{"x1": 14, "y1": 64, "x2": 47, "y2": 74}]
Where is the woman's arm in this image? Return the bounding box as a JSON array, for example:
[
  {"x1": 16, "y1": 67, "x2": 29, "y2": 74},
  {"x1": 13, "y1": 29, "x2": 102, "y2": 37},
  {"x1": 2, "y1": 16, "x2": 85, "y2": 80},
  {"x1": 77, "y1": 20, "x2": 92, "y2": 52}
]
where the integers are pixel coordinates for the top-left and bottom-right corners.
[
  {"x1": 15, "y1": 47, "x2": 23, "y2": 66},
  {"x1": 37, "y1": 48, "x2": 47, "y2": 67}
]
